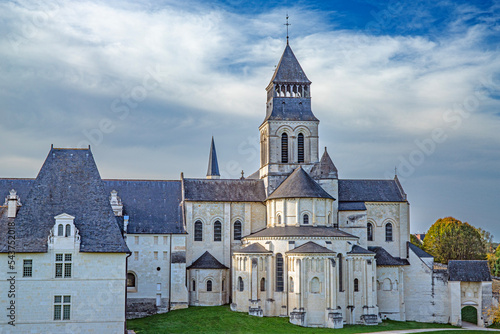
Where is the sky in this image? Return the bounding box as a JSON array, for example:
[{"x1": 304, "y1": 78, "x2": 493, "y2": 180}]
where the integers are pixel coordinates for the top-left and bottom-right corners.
[{"x1": 0, "y1": 0, "x2": 499, "y2": 238}]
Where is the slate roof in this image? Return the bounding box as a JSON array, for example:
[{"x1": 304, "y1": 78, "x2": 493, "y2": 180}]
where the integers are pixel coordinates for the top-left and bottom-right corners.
[
  {"x1": 103, "y1": 180, "x2": 185, "y2": 234},
  {"x1": 338, "y1": 179, "x2": 406, "y2": 202},
  {"x1": 206, "y1": 137, "x2": 220, "y2": 177},
  {"x1": 0, "y1": 178, "x2": 34, "y2": 203},
  {"x1": 408, "y1": 242, "x2": 433, "y2": 258},
  {"x1": 268, "y1": 167, "x2": 334, "y2": 200},
  {"x1": 287, "y1": 241, "x2": 335, "y2": 254},
  {"x1": 348, "y1": 245, "x2": 374, "y2": 255},
  {"x1": 235, "y1": 243, "x2": 272, "y2": 254},
  {"x1": 0, "y1": 148, "x2": 129, "y2": 253},
  {"x1": 310, "y1": 148, "x2": 338, "y2": 180},
  {"x1": 338, "y1": 202, "x2": 366, "y2": 211},
  {"x1": 187, "y1": 251, "x2": 228, "y2": 269},
  {"x1": 368, "y1": 246, "x2": 409, "y2": 266},
  {"x1": 448, "y1": 260, "x2": 492, "y2": 282},
  {"x1": 270, "y1": 44, "x2": 311, "y2": 84},
  {"x1": 246, "y1": 226, "x2": 358, "y2": 239},
  {"x1": 183, "y1": 178, "x2": 266, "y2": 202},
  {"x1": 263, "y1": 98, "x2": 318, "y2": 123}
]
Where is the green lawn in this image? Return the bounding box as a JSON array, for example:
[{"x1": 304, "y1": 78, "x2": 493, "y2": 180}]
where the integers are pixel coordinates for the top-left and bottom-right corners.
[{"x1": 127, "y1": 305, "x2": 458, "y2": 334}]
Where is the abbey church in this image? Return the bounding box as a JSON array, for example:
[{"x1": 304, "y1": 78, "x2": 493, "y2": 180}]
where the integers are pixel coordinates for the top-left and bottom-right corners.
[{"x1": 0, "y1": 42, "x2": 493, "y2": 333}]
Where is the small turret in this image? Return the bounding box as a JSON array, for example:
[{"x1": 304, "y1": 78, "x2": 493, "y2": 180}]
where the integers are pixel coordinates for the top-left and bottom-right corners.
[{"x1": 206, "y1": 137, "x2": 220, "y2": 179}]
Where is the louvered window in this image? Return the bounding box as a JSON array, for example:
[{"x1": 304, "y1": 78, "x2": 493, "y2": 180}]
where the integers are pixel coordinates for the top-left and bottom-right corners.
[
  {"x1": 234, "y1": 221, "x2": 242, "y2": 240},
  {"x1": 194, "y1": 221, "x2": 203, "y2": 241},
  {"x1": 297, "y1": 133, "x2": 304, "y2": 163},
  {"x1": 281, "y1": 133, "x2": 288, "y2": 163},
  {"x1": 214, "y1": 221, "x2": 222, "y2": 241}
]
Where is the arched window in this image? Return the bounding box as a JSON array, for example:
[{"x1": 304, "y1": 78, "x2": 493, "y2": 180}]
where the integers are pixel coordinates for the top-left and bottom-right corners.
[
  {"x1": 303, "y1": 214, "x2": 309, "y2": 225},
  {"x1": 276, "y1": 253, "x2": 284, "y2": 292},
  {"x1": 260, "y1": 277, "x2": 266, "y2": 291},
  {"x1": 222, "y1": 279, "x2": 225, "y2": 291},
  {"x1": 289, "y1": 277, "x2": 294, "y2": 293},
  {"x1": 127, "y1": 273, "x2": 136, "y2": 288},
  {"x1": 57, "y1": 224, "x2": 63, "y2": 236},
  {"x1": 206, "y1": 280, "x2": 212, "y2": 292},
  {"x1": 385, "y1": 223, "x2": 393, "y2": 242},
  {"x1": 281, "y1": 133, "x2": 288, "y2": 163},
  {"x1": 192, "y1": 280, "x2": 196, "y2": 291},
  {"x1": 238, "y1": 277, "x2": 244, "y2": 291},
  {"x1": 354, "y1": 278, "x2": 359, "y2": 292},
  {"x1": 277, "y1": 214, "x2": 282, "y2": 224},
  {"x1": 311, "y1": 277, "x2": 320, "y2": 293},
  {"x1": 367, "y1": 223, "x2": 373, "y2": 241},
  {"x1": 234, "y1": 221, "x2": 242, "y2": 240},
  {"x1": 297, "y1": 133, "x2": 304, "y2": 163},
  {"x1": 65, "y1": 224, "x2": 71, "y2": 237},
  {"x1": 338, "y1": 254, "x2": 343, "y2": 292},
  {"x1": 383, "y1": 278, "x2": 392, "y2": 291},
  {"x1": 214, "y1": 221, "x2": 222, "y2": 242},
  {"x1": 194, "y1": 221, "x2": 203, "y2": 241}
]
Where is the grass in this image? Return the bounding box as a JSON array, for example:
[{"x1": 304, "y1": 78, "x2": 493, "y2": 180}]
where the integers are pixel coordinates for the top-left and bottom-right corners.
[{"x1": 127, "y1": 305, "x2": 458, "y2": 334}]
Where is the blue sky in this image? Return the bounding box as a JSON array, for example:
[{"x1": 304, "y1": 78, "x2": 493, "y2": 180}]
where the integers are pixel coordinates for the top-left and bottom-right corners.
[{"x1": 0, "y1": 0, "x2": 499, "y2": 238}]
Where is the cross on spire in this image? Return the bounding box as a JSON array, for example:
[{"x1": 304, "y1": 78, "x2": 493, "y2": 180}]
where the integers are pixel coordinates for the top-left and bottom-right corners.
[{"x1": 284, "y1": 14, "x2": 291, "y2": 45}]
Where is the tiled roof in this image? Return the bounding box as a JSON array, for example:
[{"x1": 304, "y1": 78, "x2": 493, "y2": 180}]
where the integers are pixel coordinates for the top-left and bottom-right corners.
[
  {"x1": 286, "y1": 241, "x2": 334, "y2": 254},
  {"x1": 183, "y1": 178, "x2": 266, "y2": 202},
  {"x1": 270, "y1": 44, "x2": 311, "y2": 84},
  {"x1": 0, "y1": 178, "x2": 34, "y2": 202},
  {"x1": 268, "y1": 167, "x2": 333, "y2": 200},
  {"x1": 368, "y1": 246, "x2": 409, "y2": 266},
  {"x1": 103, "y1": 180, "x2": 185, "y2": 234},
  {"x1": 234, "y1": 243, "x2": 272, "y2": 254},
  {"x1": 448, "y1": 260, "x2": 492, "y2": 282},
  {"x1": 246, "y1": 226, "x2": 357, "y2": 239},
  {"x1": 338, "y1": 202, "x2": 366, "y2": 211},
  {"x1": 0, "y1": 148, "x2": 129, "y2": 253},
  {"x1": 187, "y1": 251, "x2": 228, "y2": 269},
  {"x1": 339, "y1": 179, "x2": 406, "y2": 202},
  {"x1": 348, "y1": 245, "x2": 374, "y2": 255},
  {"x1": 310, "y1": 148, "x2": 338, "y2": 180},
  {"x1": 408, "y1": 242, "x2": 433, "y2": 258}
]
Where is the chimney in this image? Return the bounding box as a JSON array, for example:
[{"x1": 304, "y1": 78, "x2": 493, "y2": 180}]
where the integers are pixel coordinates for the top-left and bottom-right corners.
[
  {"x1": 124, "y1": 215, "x2": 129, "y2": 233},
  {"x1": 7, "y1": 189, "x2": 19, "y2": 218}
]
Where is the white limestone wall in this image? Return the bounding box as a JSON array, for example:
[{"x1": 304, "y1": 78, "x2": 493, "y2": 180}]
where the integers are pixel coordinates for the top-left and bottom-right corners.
[
  {"x1": 376, "y1": 266, "x2": 404, "y2": 320},
  {"x1": 185, "y1": 201, "x2": 266, "y2": 270},
  {"x1": 170, "y1": 234, "x2": 188, "y2": 309},
  {"x1": 317, "y1": 179, "x2": 338, "y2": 216},
  {"x1": 338, "y1": 210, "x2": 367, "y2": 248},
  {"x1": 267, "y1": 198, "x2": 335, "y2": 227},
  {"x1": 127, "y1": 234, "x2": 172, "y2": 310},
  {"x1": 0, "y1": 252, "x2": 126, "y2": 334},
  {"x1": 403, "y1": 249, "x2": 449, "y2": 323},
  {"x1": 189, "y1": 269, "x2": 228, "y2": 306},
  {"x1": 366, "y1": 203, "x2": 408, "y2": 258}
]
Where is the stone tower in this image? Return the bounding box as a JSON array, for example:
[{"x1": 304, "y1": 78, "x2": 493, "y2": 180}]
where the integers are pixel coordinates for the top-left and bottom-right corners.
[{"x1": 259, "y1": 43, "x2": 320, "y2": 194}]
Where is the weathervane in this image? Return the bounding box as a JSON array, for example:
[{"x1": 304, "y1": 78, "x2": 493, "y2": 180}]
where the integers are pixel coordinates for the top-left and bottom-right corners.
[{"x1": 284, "y1": 14, "x2": 291, "y2": 45}]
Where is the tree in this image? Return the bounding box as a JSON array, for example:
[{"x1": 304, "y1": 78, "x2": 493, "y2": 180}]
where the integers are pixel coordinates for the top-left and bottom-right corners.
[
  {"x1": 423, "y1": 217, "x2": 486, "y2": 264},
  {"x1": 410, "y1": 234, "x2": 424, "y2": 249}
]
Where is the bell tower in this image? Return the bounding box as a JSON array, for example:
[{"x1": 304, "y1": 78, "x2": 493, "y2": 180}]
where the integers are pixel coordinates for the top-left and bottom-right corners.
[{"x1": 259, "y1": 43, "x2": 320, "y2": 194}]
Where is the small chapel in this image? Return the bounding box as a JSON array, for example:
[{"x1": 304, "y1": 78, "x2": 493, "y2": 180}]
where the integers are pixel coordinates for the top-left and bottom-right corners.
[{"x1": 0, "y1": 40, "x2": 494, "y2": 332}]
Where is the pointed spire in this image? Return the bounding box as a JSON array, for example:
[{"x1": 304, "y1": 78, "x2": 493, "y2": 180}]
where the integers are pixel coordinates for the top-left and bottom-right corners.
[
  {"x1": 310, "y1": 147, "x2": 338, "y2": 179},
  {"x1": 270, "y1": 44, "x2": 311, "y2": 84},
  {"x1": 206, "y1": 136, "x2": 220, "y2": 179}
]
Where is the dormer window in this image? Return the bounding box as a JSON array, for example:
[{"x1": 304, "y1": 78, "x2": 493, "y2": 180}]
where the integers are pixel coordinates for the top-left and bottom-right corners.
[
  {"x1": 65, "y1": 224, "x2": 71, "y2": 237},
  {"x1": 58, "y1": 224, "x2": 64, "y2": 236}
]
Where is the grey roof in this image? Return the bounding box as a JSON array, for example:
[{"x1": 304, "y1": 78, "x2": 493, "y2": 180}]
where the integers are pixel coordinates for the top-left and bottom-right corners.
[
  {"x1": 103, "y1": 180, "x2": 185, "y2": 234},
  {"x1": 246, "y1": 226, "x2": 358, "y2": 239},
  {"x1": 408, "y1": 242, "x2": 433, "y2": 258},
  {"x1": 0, "y1": 178, "x2": 34, "y2": 202},
  {"x1": 268, "y1": 167, "x2": 334, "y2": 200},
  {"x1": 235, "y1": 243, "x2": 272, "y2": 254},
  {"x1": 206, "y1": 137, "x2": 220, "y2": 177},
  {"x1": 270, "y1": 44, "x2": 311, "y2": 84},
  {"x1": 338, "y1": 202, "x2": 366, "y2": 211},
  {"x1": 287, "y1": 241, "x2": 334, "y2": 254},
  {"x1": 368, "y1": 246, "x2": 409, "y2": 266},
  {"x1": 183, "y1": 178, "x2": 266, "y2": 202},
  {"x1": 246, "y1": 170, "x2": 260, "y2": 180},
  {"x1": 348, "y1": 245, "x2": 374, "y2": 255},
  {"x1": 0, "y1": 148, "x2": 129, "y2": 253},
  {"x1": 448, "y1": 260, "x2": 492, "y2": 282},
  {"x1": 187, "y1": 251, "x2": 228, "y2": 269},
  {"x1": 310, "y1": 148, "x2": 338, "y2": 180},
  {"x1": 339, "y1": 179, "x2": 406, "y2": 202}
]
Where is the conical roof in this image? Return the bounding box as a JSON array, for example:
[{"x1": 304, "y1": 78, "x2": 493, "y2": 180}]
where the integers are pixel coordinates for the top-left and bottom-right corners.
[
  {"x1": 270, "y1": 44, "x2": 311, "y2": 84},
  {"x1": 206, "y1": 137, "x2": 220, "y2": 177},
  {"x1": 267, "y1": 167, "x2": 334, "y2": 200},
  {"x1": 310, "y1": 147, "x2": 338, "y2": 179},
  {"x1": 187, "y1": 251, "x2": 228, "y2": 269}
]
